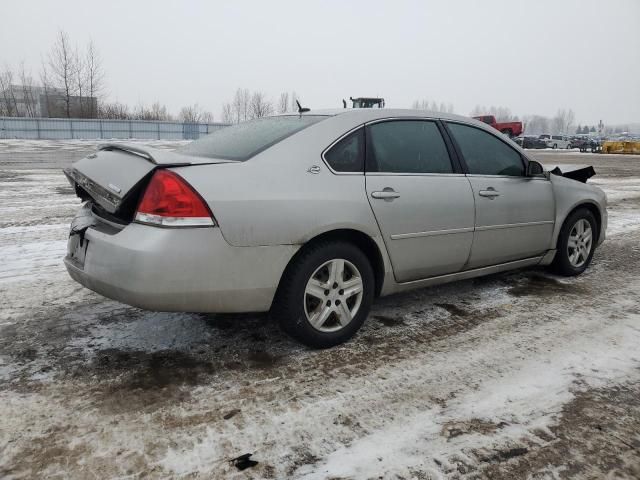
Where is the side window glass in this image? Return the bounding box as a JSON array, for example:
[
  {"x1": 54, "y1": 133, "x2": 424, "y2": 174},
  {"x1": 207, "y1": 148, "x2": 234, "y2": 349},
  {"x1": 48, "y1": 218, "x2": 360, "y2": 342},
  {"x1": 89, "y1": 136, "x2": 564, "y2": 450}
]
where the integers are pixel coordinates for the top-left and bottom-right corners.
[
  {"x1": 447, "y1": 123, "x2": 524, "y2": 176},
  {"x1": 324, "y1": 128, "x2": 364, "y2": 172},
  {"x1": 367, "y1": 120, "x2": 453, "y2": 174}
]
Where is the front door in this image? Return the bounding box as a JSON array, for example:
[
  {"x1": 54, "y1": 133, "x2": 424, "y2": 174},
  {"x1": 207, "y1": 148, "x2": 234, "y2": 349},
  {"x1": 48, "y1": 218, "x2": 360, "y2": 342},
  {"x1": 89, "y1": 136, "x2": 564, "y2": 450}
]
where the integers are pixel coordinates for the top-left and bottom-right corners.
[
  {"x1": 365, "y1": 120, "x2": 475, "y2": 282},
  {"x1": 445, "y1": 122, "x2": 555, "y2": 269}
]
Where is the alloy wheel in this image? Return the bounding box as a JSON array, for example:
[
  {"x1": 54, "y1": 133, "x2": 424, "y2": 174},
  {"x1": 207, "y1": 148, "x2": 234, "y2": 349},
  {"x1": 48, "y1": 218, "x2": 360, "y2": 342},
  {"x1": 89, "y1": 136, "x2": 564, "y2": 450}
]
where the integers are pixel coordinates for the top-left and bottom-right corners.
[
  {"x1": 567, "y1": 218, "x2": 593, "y2": 268},
  {"x1": 304, "y1": 259, "x2": 364, "y2": 332}
]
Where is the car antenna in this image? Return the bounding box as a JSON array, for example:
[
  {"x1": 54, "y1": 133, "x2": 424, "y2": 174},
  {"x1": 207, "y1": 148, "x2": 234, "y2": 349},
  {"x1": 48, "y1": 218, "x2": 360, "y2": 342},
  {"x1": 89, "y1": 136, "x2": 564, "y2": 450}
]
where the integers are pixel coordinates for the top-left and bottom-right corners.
[{"x1": 296, "y1": 100, "x2": 310, "y2": 114}]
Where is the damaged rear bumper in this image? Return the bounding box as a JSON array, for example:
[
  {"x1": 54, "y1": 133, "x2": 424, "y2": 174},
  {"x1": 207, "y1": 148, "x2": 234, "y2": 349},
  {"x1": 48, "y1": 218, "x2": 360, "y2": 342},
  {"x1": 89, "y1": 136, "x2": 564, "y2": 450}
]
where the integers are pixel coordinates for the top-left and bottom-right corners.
[{"x1": 64, "y1": 209, "x2": 299, "y2": 313}]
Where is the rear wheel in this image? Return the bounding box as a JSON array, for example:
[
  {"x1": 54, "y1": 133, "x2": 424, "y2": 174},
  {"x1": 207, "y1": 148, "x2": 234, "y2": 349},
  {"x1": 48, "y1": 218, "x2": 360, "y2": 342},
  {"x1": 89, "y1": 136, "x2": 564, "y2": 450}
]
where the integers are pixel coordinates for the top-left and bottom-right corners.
[
  {"x1": 553, "y1": 143, "x2": 558, "y2": 149},
  {"x1": 552, "y1": 208, "x2": 597, "y2": 276},
  {"x1": 272, "y1": 241, "x2": 374, "y2": 348}
]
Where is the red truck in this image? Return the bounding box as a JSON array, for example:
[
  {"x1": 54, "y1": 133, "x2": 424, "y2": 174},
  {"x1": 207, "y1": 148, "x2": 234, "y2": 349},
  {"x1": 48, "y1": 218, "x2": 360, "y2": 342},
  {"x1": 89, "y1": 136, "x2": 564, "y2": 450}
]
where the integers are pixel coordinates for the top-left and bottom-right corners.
[{"x1": 473, "y1": 115, "x2": 523, "y2": 138}]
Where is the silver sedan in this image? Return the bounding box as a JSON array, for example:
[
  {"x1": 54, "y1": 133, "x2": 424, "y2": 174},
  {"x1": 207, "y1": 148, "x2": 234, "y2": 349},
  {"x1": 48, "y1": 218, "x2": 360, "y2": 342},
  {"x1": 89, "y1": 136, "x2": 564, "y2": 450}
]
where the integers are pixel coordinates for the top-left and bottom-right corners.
[{"x1": 64, "y1": 109, "x2": 607, "y2": 347}]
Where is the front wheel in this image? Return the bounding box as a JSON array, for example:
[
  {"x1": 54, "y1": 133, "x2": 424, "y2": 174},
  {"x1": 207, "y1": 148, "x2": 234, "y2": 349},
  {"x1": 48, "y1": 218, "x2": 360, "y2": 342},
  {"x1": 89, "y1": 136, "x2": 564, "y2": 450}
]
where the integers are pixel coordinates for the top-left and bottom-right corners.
[
  {"x1": 272, "y1": 241, "x2": 374, "y2": 348},
  {"x1": 552, "y1": 208, "x2": 597, "y2": 276}
]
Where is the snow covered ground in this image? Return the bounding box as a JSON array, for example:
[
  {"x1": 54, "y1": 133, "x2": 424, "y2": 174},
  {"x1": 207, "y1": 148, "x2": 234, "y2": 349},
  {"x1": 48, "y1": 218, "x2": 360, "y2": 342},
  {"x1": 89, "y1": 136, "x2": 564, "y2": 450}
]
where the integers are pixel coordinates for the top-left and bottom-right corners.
[{"x1": 1, "y1": 143, "x2": 639, "y2": 479}]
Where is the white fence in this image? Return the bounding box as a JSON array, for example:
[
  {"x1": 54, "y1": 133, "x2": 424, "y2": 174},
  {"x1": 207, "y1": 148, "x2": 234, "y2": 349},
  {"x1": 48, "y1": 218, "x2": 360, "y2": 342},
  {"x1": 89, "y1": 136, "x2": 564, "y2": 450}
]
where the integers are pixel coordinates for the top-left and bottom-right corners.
[{"x1": 0, "y1": 117, "x2": 228, "y2": 140}]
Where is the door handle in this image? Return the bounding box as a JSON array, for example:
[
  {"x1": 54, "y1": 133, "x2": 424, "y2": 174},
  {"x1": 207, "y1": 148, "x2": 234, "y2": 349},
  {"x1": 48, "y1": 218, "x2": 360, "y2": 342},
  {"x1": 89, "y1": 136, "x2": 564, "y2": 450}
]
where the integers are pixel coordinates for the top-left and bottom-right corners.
[
  {"x1": 371, "y1": 189, "x2": 400, "y2": 200},
  {"x1": 479, "y1": 188, "x2": 500, "y2": 198}
]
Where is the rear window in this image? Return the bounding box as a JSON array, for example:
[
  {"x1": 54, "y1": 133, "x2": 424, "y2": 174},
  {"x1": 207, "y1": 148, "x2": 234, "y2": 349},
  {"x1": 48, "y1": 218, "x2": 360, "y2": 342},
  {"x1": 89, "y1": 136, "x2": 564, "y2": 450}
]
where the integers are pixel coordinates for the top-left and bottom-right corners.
[{"x1": 179, "y1": 115, "x2": 327, "y2": 160}]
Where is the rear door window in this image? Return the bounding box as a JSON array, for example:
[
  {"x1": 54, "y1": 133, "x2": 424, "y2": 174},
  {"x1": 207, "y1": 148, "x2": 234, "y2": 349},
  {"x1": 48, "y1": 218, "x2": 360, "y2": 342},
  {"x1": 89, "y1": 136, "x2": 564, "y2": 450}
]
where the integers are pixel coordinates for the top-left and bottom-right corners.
[
  {"x1": 366, "y1": 120, "x2": 453, "y2": 174},
  {"x1": 324, "y1": 128, "x2": 364, "y2": 172},
  {"x1": 446, "y1": 122, "x2": 524, "y2": 176}
]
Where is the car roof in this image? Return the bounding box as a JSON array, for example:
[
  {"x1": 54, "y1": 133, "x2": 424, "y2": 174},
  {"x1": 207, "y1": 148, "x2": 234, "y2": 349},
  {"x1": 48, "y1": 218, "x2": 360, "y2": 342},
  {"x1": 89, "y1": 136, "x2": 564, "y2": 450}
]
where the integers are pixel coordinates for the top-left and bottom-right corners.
[{"x1": 288, "y1": 108, "x2": 472, "y2": 123}]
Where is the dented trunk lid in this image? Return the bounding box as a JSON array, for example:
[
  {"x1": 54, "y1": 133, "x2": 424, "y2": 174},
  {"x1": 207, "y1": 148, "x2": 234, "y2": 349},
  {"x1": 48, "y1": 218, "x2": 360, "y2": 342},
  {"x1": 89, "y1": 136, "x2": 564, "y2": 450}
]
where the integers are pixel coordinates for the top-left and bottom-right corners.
[{"x1": 64, "y1": 144, "x2": 232, "y2": 215}]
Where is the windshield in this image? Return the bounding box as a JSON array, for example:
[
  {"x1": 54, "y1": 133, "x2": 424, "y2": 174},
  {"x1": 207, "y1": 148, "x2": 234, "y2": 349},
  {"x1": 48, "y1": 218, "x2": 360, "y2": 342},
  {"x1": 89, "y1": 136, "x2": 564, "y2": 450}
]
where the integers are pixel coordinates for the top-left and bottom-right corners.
[{"x1": 179, "y1": 115, "x2": 328, "y2": 160}]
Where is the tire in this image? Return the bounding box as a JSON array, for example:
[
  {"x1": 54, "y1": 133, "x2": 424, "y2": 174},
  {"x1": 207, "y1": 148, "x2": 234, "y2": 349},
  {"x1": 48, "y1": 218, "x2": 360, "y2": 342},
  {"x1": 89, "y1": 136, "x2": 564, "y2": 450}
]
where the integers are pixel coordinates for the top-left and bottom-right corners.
[
  {"x1": 272, "y1": 240, "x2": 374, "y2": 348},
  {"x1": 553, "y1": 143, "x2": 558, "y2": 149},
  {"x1": 566, "y1": 144, "x2": 572, "y2": 149},
  {"x1": 552, "y1": 208, "x2": 598, "y2": 276}
]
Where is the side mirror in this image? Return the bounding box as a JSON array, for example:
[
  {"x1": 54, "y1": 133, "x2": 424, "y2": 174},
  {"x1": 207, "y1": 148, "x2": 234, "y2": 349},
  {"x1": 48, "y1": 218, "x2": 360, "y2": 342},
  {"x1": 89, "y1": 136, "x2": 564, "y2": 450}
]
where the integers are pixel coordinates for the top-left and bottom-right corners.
[{"x1": 526, "y1": 160, "x2": 544, "y2": 176}]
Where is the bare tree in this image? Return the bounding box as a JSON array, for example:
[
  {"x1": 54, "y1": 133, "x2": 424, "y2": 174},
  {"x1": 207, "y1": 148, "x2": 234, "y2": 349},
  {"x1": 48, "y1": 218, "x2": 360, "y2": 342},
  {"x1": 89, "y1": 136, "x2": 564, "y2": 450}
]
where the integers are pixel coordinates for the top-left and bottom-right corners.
[
  {"x1": 74, "y1": 48, "x2": 86, "y2": 117},
  {"x1": 551, "y1": 109, "x2": 574, "y2": 134},
  {"x1": 411, "y1": 99, "x2": 453, "y2": 113},
  {"x1": 200, "y1": 110, "x2": 214, "y2": 123},
  {"x1": 18, "y1": 63, "x2": 38, "y2": 117},
  {"x1": 0, "y1": 66, "x2": 18, "y2": 116},
  {"x1": 178, "y1": 103, "x2": 214, "y2": 123},
  {"x1": 412, "y1": 99, "x2": 429, "y2": 110},
  {"x1": 249, "y1": 91, "x2": 273, "y2": 119},
  {"x1": 47, "y1": 30, "x2": 76, "y2": 118},
  {"x1": 99, "y1": 101, "x2": 130, "y2": 119},
  {"x1": 221, "y1": 102, "x2": 234, "y2": 124},
  {"x1": 132, "y1": 101, "x2": 171, "y2": 121},
  {"x1": 278, "y1": 92, "x2": 289, "y2": 113},
  {"x1": 522, "y1": 114, "x2": 550, "y2": 135},
  {"x1": 232, "y1": 88, "x2": 250, "y2": 123},
  {"x1": 85, "y1": 40, "x2": 104, "y2": 117}
]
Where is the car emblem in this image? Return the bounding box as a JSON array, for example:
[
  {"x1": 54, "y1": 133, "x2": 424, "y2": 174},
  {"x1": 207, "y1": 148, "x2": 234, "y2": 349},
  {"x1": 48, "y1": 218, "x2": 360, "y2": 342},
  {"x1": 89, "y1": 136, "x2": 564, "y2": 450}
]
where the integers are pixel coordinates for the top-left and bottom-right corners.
[
  {"x1": 87, "y1": 153, "x2": 97, "y2": 159},
  {"x1": 108, "y1": 183, "x2": 122, "y2": 194},
  {"x1": 307, "y1": 165, "x2": 321, "y2": 174}
]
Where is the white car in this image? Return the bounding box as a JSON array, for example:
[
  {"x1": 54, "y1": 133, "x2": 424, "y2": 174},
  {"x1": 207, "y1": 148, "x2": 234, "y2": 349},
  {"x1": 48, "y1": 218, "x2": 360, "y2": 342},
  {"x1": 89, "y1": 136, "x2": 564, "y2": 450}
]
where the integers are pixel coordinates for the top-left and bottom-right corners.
[{"x1": 539, "y1": 134, "x2": 572, "y2": 149}]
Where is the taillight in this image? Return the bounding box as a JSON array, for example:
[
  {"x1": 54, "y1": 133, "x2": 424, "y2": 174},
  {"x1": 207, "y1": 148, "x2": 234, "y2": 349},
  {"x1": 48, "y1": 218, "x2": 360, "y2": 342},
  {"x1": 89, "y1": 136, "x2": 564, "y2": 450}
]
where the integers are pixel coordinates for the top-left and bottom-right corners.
[{"x1": 135, "y1": 170, "x2": 216, "y2": 227}]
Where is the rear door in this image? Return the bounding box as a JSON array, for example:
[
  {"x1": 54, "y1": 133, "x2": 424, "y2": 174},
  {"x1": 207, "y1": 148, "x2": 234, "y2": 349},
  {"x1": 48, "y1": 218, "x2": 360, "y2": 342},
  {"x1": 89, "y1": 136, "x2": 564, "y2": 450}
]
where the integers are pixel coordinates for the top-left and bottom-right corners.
[
  {"x1": 445, "y1": 122, "x2": 555, "y2": 269},
  {"x1": 364, "y1": 119, "x2": 475, "y2": 282}
]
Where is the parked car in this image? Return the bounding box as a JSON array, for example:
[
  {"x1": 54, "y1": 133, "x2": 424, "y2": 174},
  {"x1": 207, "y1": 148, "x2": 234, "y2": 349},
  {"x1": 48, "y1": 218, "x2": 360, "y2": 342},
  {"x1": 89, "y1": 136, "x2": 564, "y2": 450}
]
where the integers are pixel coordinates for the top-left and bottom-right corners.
[
  {"x1": 473, "y1": 115, "x2": 523, "y2": 137},
  {"x1": 513, "y1": 135, "x2": 547, "y2": 149},
  {"x1": 539, "y1": 134, "x2": 572, "y2": 149},
  {"x1": 64, "y1": 110, "x2": 607, "y2": 348},
  {"x1": 572, "y1": 136, "x2": 602, "y2": 153}
]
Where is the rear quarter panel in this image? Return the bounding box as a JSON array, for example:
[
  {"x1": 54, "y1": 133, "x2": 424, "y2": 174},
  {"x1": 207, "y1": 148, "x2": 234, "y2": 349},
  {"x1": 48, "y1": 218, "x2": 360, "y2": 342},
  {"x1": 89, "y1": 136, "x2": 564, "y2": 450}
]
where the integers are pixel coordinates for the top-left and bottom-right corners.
[{"x1": 174, "y1": 115, "x2": 384, "y2": 248}]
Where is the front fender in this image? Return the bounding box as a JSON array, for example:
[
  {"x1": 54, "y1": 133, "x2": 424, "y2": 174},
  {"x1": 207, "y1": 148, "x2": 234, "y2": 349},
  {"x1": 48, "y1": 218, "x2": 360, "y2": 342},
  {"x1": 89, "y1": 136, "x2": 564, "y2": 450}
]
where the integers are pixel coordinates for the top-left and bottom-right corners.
[{"x1": 550, "y1": 174, "x2": 607, "y2": 247}]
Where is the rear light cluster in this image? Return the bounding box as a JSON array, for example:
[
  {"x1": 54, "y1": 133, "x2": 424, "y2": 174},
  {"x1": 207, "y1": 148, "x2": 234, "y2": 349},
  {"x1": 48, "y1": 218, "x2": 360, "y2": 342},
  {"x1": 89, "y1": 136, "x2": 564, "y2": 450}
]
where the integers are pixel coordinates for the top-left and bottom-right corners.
[{"x1": 135, "y1": 170, "x2": 216, "y2": 227}]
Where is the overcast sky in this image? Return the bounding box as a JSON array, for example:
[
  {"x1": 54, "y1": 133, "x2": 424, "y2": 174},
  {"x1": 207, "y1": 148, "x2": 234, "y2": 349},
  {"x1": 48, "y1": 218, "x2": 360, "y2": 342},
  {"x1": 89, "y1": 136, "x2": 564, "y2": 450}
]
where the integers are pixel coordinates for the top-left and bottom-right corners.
[{"x1": 2, "y1": 0, "x2": 639, "y2": 124}]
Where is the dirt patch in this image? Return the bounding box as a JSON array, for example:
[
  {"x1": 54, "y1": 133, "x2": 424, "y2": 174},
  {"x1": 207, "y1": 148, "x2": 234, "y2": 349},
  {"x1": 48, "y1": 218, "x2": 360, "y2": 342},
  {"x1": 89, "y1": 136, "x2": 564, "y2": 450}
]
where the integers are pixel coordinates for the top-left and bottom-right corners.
[
  {"x1": 373, "y1": 314, "x2": 405, "y2": 326},
  {"x1": 508, "y1": 272, "x2": 588, "y2": 297},
  {"x1": 92, "y1": 348, "x2": 215, "y2": 390},
  {"x1": 83, "y1": 349, "x2": 216, "y2": 413},
  {"x1": 435, "y1": 303, "x2": 470, "y2": 317},
  {"x1": 247, "y1": 350, "x2": 281, "y2": 370},
  {"x1": 441, "y1": 418, "x2": 507, "y2": 440},
  {"x1": 478, "y1": 381, "x2": 640, "y2": 479}
]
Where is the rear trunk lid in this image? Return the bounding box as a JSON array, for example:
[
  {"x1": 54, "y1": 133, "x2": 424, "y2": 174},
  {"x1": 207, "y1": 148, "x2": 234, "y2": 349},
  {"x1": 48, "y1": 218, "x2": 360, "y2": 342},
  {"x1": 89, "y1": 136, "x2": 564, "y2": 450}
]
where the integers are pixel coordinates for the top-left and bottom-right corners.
[{"x1": 64, "y1": 144, "x2": 231, "y2": 222}]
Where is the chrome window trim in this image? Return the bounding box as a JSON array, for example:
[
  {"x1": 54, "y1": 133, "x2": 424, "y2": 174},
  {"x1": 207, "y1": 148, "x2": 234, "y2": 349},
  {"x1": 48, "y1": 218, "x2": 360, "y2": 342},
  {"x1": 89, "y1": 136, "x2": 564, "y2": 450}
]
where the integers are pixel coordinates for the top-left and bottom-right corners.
[
  {"x1": 366, "y1": 172, "x2": 466, "y2": 177},
  {"x1": 465, "y1": 174, "x2": 550, "y2": 181}
]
